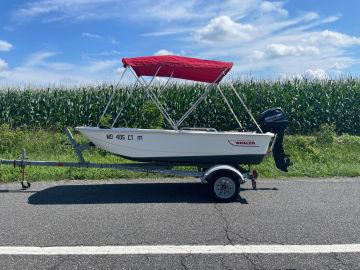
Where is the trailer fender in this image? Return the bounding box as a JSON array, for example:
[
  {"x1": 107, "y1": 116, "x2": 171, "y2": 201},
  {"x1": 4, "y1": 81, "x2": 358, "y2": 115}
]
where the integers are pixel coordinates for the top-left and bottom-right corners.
[{"x1": 203, "y1": 164, "x2": 244, "y2": 183}]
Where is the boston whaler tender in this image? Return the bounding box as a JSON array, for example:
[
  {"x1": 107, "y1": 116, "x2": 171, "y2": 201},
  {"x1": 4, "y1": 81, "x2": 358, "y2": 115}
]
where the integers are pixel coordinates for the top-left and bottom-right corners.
[
  {"x1": 78, "y1": 57, "x2": 270, "y2": 164},
  {"x1": 1, "y1": 55, "x2": 292, "y2": 202},
  {"x1": 77, "y1": 56, "x2": 292, "y2": 197}
]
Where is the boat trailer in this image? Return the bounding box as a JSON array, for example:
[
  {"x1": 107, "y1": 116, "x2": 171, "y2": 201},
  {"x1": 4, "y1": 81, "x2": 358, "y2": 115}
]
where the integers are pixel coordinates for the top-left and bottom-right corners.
[{"x1": 0, "y1": 129, "x2": 258, "y2": 202}]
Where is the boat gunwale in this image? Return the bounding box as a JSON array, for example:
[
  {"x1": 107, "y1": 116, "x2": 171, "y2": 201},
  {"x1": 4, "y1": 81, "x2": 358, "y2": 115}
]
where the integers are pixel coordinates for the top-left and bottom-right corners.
[{"x1": 76, "y1": 126, "x2": 275, "y2": 137}]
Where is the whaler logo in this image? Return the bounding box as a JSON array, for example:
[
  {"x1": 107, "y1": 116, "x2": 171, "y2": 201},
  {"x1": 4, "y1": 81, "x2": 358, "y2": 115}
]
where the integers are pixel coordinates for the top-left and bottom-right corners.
[{"x1": 228, "y1": 140, "x2": 258, "y2": 147}]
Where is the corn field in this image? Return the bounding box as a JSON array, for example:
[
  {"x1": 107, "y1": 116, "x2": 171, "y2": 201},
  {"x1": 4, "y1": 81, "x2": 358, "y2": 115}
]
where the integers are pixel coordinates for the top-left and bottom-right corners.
[{"x1": 0, "y1": 79, "x2": 359, "y2": 135}]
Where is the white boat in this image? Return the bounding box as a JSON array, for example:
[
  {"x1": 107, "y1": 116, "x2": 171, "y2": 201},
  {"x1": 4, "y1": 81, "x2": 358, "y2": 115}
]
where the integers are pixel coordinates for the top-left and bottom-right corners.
[
  {"x1": 76, "y1": 127, "x2": 274, "y2": 164},
  {"x1": 77, "y1": 55, "x2": 291, "y2": 170}
]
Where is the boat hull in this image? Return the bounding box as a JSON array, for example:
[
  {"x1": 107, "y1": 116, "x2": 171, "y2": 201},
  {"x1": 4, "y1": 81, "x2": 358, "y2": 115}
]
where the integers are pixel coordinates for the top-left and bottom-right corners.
[{"x1": 76, "y1": 127, "x2": 274, "y2": 165}]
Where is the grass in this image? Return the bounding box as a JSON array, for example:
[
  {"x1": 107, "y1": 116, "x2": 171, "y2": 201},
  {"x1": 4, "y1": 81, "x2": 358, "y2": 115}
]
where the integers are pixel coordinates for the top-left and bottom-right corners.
[
  {"x1": 257, "y1": 134, "x2": 360, "y2": 178},
  {"x1": 0, "y1": 125, "x2": 359, "y2": 182}
]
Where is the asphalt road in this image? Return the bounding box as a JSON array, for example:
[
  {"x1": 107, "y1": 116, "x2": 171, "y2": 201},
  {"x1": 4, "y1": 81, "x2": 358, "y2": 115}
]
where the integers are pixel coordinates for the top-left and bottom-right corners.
[{"x1": 0, "y1": 177, "x2": 360, "y2": 269}]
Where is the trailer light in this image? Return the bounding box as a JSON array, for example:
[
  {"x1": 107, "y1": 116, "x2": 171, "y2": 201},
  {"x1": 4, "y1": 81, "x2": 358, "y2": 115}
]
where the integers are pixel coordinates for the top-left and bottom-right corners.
[{"x1": 252, "y1": 170, "x2": 258, "y2": 180}]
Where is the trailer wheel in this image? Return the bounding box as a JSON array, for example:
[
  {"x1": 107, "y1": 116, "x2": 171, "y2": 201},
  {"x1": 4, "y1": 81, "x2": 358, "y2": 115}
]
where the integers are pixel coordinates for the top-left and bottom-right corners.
[{"x1": 208, "y1": 172, "x2": 240, "y2": 202}]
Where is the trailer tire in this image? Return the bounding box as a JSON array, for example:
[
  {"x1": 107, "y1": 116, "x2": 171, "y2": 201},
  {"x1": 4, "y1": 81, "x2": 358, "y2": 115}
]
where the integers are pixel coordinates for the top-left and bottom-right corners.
[{"x1": 208, "y1": 171, "x2": 240, "y2": 202}]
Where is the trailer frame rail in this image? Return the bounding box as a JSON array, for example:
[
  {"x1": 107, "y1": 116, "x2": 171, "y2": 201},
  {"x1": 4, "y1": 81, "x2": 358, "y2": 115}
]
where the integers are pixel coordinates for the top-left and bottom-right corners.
[{"x1": 0, "y1": 129, "x2": 257, "y2": 195}]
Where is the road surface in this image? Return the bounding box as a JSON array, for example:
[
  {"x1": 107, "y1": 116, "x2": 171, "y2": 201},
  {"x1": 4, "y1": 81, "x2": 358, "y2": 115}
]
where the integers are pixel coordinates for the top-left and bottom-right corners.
[{"x1": 0, "y1": 177, "x2": 360, "y2": 269}]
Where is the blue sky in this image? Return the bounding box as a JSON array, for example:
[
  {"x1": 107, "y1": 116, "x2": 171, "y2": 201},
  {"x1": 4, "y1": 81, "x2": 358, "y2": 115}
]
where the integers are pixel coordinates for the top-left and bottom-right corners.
[{"x1": 1, "y1": 0, "x2": 360, "y2": 85}]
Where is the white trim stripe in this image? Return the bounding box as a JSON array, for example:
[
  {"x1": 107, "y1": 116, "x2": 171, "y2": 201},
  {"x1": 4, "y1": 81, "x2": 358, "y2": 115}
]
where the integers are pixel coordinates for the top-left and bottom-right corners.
[{"x1": 0, "y1": 244, "x2": 359, "y2": 255}]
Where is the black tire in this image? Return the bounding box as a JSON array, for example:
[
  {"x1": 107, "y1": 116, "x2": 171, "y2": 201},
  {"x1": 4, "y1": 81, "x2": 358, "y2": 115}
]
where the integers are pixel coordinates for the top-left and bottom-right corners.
[{"x1": 207, "y1": 171, "x2": 240, "y2": 202}]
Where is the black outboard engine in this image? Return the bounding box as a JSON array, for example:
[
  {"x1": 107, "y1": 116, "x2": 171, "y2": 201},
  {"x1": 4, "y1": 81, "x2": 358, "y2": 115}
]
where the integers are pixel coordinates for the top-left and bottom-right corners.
[{"x1": 259, "y1": 108, "x2": 292, "y2": 172}]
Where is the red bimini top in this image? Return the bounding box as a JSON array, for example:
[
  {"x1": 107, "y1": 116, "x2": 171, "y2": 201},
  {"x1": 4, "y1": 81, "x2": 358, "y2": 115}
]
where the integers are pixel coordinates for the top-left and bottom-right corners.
[{"x1": 122, "y1": 55, "x2": 233, "y2": 84}]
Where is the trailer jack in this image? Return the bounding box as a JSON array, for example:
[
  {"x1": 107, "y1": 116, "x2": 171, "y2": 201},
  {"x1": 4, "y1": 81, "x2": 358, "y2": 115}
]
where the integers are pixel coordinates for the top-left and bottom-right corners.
[{"x1": 18, "y1": 149, "x2": 31, "y2": 190}]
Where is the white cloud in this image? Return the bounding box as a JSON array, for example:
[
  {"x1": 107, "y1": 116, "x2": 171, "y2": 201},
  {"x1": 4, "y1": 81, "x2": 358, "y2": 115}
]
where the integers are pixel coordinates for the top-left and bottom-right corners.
[
  {"x1": 332, "y1": 62, "x2": 349, "y2": 70},
  {"x1": 141, "y1": 27, "x2": 195, "y2": 37},
  {"x1": 304, "y1": 68, "x2": 329, "y2": 80},
  {"x1": 195, "y1": 16, "x2": 258, "y2": 43},
  {"x1": 24, "y1": 51, "x2": 58, "y2": 67},
  {"x1": 302, "y1": 12, "x2": 320, "y2": 21},
  {"x1": 15, "y1": 1, "x2": 59, "y2": 17},
  {"x1": 12, "y1": 0, "x2": 124, "y2": 23},
  {"x1": 307, "y1": 30, "x2": 360, "y2": 47},
  {"x1": 279, "y1": 68, "x2": 331, "y2": 81},
  {"x1": 0, "y1": 54, "x2": 121, "y2": 85},
  {"x1": 256, "y1": 43, "x2": 320, "y2": 59},
  {"x1": 0, "y1": 59, "x2": 9, "y2": 71},
  {"x1": 0, "y1": 67, "x2": 84, "y2": 86},
  {"x1": 82, "y1": 32, "x2": 103, "y2": 39},
  {"x1": 191, "y1": 3, "x2": 360, "y2": 78},
  {"x1": 0, "y1": 40, "x2": 13, "y2": 51},
  {"x1": 23, "y1": 51, "x2": 75, "y2": 71},
  {"x1": 259, "y1": 1, "x2": 288, "y2": 16},
  {"x1": 154, "y1": 49, "x2": 175, "y2": 56},
  {"x1": 141, "y1": 1, "x2": 201, "y2": 22},
  {"x1": 252, "y1": 50, "x2": 266, "y2": 61},
  {"x1": 85, "y1": 60, "x2": 119, "y2": 73},
  {"x1": 115, "y1": 67, "x2": 125, "y2": 75},
  {"x1": 82, "y1": 33, "x2": 120, "y2": 46},
  {"x1": 0, "y1": 48, "x2": 125, "y2": 85},
  {"x1": 12, "y1": 0, "x2": 203, "y2": 23},
  {"x1": 8, "y1": 0, "x2": 360, "y2": 80},
  {"x1": 12, "y1": 0, "x2": 263, "y2": 25}
]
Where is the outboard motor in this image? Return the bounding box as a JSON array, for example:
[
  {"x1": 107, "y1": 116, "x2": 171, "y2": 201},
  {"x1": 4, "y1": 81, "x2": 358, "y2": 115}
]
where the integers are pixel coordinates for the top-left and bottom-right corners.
[{"x1": 259, "y1": 108, "x2": 292, "y2": 172}]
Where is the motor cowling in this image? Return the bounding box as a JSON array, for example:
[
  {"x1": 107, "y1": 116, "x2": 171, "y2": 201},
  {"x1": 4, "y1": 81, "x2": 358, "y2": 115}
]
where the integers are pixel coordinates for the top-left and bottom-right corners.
[{"x1": 259, "y1": 108, "x2": 292, "y2": 172}]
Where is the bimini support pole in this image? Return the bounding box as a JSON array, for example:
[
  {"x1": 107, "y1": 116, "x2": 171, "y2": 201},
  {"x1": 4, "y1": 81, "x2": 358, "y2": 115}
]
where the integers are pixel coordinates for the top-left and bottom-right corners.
[
  {"x1": 217, "y1": 85, "x2": 243, "y2": 129},
  {"x1": 112, "y1": 68, "x2": 149, "y2": 128},
  {"x1": 228, "y1": 82, "x2": 263, "y2": 133},
  {"x1": 176, "y1": 68, "x2": 229, "y2": 128},
  {"x1": 176, "y1": 85, "x2": 213, "y2": 128},
  {"x1": 157, "y1": 70, "x2": 174, "y2": 91},
  {"x1": 128, "y1": 66, "x2": 178, "y2": 130},
  {"x1": 97, "y1": 67, "x2": 128, "y2": 127},
  {"x1": 111, "y1": 90, "x2": 131, "y2": 128},
  {"x1": 111, "y1": 77, "x2": 144, "y2": 128}
]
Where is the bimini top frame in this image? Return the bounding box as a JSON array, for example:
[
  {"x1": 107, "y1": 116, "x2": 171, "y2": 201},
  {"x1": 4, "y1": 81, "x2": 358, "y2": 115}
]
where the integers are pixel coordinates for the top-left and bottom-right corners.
[{"x1": 99, "y1": 55, "x2": 262, "y2": 133}]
